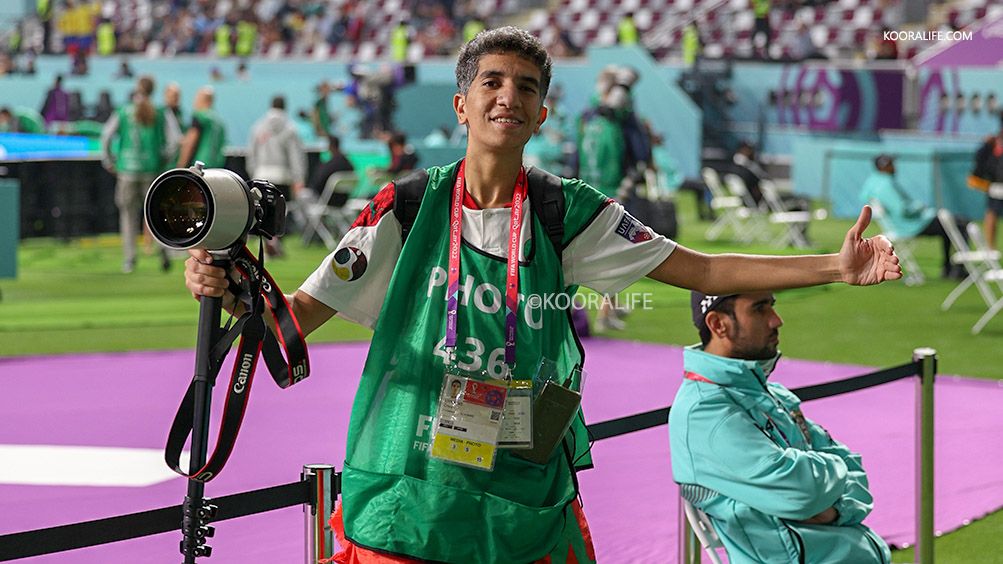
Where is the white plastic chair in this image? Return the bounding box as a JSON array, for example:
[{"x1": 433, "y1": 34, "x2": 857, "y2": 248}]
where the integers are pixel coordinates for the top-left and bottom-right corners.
[
  {"x1": 703, "y1": 167, "x2": 759, "y2": 244},
  {"x1": 682, "y1": 497, "x2": 725, "y2": 564},
  {"x1": 300, "y1": 171, "x2": 361, "y2": 250},
  {"x1": 760, "y1": 179, "x2": 814, "y2": 248},
  {"x1": 868, "y1": 199, "x2": 925, "y2": 286},
  {"x1": 722, "y1": 173, "x2": 772, "y2": 245},
  {"x1": 943, "y1": 215, "x2": 1003, "y2": 334}
]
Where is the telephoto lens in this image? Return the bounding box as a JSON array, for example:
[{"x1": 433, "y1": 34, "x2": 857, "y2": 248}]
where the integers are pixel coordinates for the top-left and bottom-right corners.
[{"x1": 145, "y1": 162, "x2": 256, "y2": 251}]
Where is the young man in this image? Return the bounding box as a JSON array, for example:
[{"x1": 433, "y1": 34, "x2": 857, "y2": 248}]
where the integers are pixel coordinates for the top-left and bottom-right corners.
[
  {"x1": 669, "y1": 292, "x2": 891, "y2": 564},
  {"x1": 183, "y1": 27, "x2": 899, "y2": 564}
]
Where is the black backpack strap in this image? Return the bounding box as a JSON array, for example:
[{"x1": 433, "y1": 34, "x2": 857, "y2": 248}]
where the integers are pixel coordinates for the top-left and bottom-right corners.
[
  {"x1": 391, "y1": 168, "x2": 430, "y2": 244},
  {"x1": 526, "y1": 166, "x2": 566, "y2": 260}
]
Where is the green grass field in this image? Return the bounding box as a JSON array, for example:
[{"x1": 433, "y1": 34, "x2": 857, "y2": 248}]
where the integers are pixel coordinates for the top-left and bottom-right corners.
[{"x1": 1, "y1": 193, "x2": 1001, "y2": 562}]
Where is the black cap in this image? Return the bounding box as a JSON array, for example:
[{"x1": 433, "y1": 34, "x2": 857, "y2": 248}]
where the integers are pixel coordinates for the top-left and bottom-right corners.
[
  {"x1": 874, "y1": 154, "x2": 895, "y2": 169},
  {"x1": 691, "y1": 292, "x2": 737, "y2": 333}
]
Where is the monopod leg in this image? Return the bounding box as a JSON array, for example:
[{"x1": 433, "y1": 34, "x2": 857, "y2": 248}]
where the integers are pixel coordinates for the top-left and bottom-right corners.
[{"x1": 181, "y1": 272, "x2": 228, "y2": 563}]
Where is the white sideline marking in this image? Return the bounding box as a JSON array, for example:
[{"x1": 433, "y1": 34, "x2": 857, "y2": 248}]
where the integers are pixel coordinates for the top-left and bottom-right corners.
[{"x1": 0, "y1": 445, "x2": 189, "y2": 487}]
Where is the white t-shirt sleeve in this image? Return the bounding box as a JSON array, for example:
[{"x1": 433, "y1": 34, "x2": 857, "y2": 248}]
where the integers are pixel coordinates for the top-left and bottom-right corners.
[
  {"x1": 299, "y1": 210, "x2": 401, "y2": 330},
  {"x1": 563, "y1": 200, "x2": 676, "y2": 295}
]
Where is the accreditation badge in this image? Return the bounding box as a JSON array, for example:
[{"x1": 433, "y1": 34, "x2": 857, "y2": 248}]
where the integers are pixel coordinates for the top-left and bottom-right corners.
[
  {"x1": 429, "y1": 368, "x2": 508, "y2": 471},
  {"x1": 498, "y1": 380, "x2": 533, "y2": 449}
]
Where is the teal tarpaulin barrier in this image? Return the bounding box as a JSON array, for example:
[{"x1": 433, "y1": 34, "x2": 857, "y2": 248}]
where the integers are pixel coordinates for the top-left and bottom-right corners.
[{"x1": 0, "y1": 178, "x2": 18, "y2": 279}]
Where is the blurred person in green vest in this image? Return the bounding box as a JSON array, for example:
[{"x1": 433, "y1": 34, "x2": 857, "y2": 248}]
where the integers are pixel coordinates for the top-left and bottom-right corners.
[
  {"x1": 176, "y1": 86, "x2": 226, "y2": 169},
  {"x1": 215, "y1": 21, "x2": 232, "y2": 57},
  {"x1": 312, "y1": 80, "x2": 333, "y2": 137},
  {"x1": 235, "y1": 18, "x2": 257, "y2": 56},
  {"x1": 0, "y1": 106, "x2": 45, "y2": 133},
  {"x1": 8, "y1": 20, "x2": 22, "y2": 54},
  {"x1": 100, "y1": 75, "x2": 181, "y2": 273},
  {"x1": 618, "y1": 12, "x2": 638, "y2": 45},
  {"x1": 462, "y1": 18, "x2": 485, "y2": 43},
  {"x1": 96, "y1": 18, "x2": 115, "y2": 55},
  {"x1": 683, "y1": 21, "x2": 701, "y2": 67},
  {"x1": 751, "y1": 0, "x2": 772, "y2": 59},
  {"x1": 390, "y1": 19, "x2": 410, "y2": 63},
  {"x1": 37, "y1": 0, "x2": 53, "y2": 53}
]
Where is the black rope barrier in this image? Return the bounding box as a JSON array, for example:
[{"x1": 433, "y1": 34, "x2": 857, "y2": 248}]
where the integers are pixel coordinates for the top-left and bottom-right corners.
[
  {"x1": 585, "y1": 360, "x2": 922, "y2": 441},
  {"x1": 0, "y1": 480, "x2": 310, "y2": 561},
  {"x1": 0, "y1": 359, "x2": 924, "y2": 561}
]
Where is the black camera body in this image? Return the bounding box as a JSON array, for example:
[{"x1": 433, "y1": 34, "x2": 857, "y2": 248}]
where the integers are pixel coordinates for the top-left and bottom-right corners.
[{"x1": 145, "y1": 162, "x2": 286, "y2": 251}]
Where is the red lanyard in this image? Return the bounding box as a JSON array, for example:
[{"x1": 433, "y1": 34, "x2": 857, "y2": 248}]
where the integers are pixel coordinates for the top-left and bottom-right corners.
[{"x1": 445, "y1": 159, "x2": 527, "y2": 367}]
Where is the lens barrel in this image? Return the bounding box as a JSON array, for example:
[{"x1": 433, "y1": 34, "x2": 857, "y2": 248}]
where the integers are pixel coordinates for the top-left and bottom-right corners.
[{"x1": 145, "y1": 166, "x2": 255, "y2": 250}]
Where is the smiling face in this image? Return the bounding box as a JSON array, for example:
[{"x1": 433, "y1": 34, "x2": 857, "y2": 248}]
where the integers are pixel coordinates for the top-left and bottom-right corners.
[{"x1": 453, "y1": 52, "x2": 548, "y2": 157}]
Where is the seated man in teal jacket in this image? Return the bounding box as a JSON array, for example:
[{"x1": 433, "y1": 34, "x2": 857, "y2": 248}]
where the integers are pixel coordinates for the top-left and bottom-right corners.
[
  {"x1": 669, "y1": 291, "x2": 891, "y2": 564},
  {"x1": 860, "y1": 153, "x2": 968, "y2": 279}
]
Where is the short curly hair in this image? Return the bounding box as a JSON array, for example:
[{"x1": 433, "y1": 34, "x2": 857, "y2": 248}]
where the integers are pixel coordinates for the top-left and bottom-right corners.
[{"x1": 455, "y1": 26, "x2": 552, "y2": 103}]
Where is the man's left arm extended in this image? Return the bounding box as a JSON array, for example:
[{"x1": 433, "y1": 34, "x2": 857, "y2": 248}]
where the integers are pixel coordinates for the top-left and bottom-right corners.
[{"x1": 647, "y1": 206, "x2": 901, "y2": 293}]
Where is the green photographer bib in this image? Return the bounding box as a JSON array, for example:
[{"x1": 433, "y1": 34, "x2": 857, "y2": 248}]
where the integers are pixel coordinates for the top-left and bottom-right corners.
[{"x1": 340, "y1": 160, "x2": 604, "y2": 563}]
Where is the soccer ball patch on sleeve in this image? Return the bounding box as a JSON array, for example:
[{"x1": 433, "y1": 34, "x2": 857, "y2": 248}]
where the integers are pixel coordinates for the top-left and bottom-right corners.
[{"x1": 332, "y1": 247, "x2": 368, "y2": 281}]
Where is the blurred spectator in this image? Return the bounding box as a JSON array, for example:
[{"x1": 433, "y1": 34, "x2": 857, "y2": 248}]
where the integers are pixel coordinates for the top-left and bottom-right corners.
[
  {"x1": 874, "y1": 26, "x2": 898, "y2": 60},
  {"x1": 390, "y1": 19, "x2": 411, "y2": 63},
  {"x1": 0, "y1": 53, "x2": 15, "y2": 75},
  {"x1": 58, "y1": 0, "x2": 99, "y2": 54},
  {"x1": 236, "y1": 61, "x2": 251, "y2": 82},
  {"x1": 618, "y1": 12, "x2": 639, "y2": 45},
  {"x1": 38, "y1": 0, "x2": 54, "y2": 54},
  {"x1": 307, "y1": 134, "x2": 355, "y2": 207},
  {"x1": 344, "y1": 64, "x2": 404, "y2": 138},
  {"x1": 95, "y1": 17, "x2": 115, "y2": 55},
  {"x1": 100, "y1": 74, "x2": 181, "y2": 273},
  {"x1": 863, "y1": 154, "x2": 967, "y2": 278},
  {"x1": 313, "y1": 80, "x2": 334, "y2": 138},
  {"x1": 0, "y1": 108, "x2": 21, "y2": 132},
  {"x1": 113, "y1": 57, "x2": 134, "y2": 79},
  {"x1": 163, "y1": 82, "x2": 183, "y2": 129},
  {"x1": 177, "y1": 86, "x2": 226, "y2": 169},
  {"x1": 40, "y1": 74, "x2": 70, "y2": 126},
  {"x1": 379, "y1": 130, "x2": 418, "y2": 175},
  {"x1": 751, "y1": 0, "x2": 773, "y2": 59},
  {"x1": 540, "y1": 18, "x2": 580, "y2": 57},
  {"x1": 71, "y1": 49, "x2": 88, "y2": 75},
  {"x1": 788, "y1": 20, "x2": 823, "y2": 61},
  {"x1": 247, "y1": 95, "x2": 307, "y2": 256},
  {"x1": 0, "y1": 105, "x2": 45, "y2": 133}
]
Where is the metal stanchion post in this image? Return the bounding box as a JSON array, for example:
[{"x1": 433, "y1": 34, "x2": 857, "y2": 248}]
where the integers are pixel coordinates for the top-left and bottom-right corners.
[
  {"x1": 303, "y1": 464, "x2": 336, "y2": 564},
  {"x1": 913, "y1": 348, "x2": 936, "y2": 564}
]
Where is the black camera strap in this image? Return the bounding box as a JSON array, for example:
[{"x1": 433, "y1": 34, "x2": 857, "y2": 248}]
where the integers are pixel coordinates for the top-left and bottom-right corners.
[{"x1": 165, "y1": 244, "x2": 310, "y2": 482}]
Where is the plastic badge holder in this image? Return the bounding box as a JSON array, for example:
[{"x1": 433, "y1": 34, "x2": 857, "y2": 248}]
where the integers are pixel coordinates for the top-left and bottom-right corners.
[
  {"x1": 429, "y1": 368, "x2": 508, "y2": 471},
  {"x1": 498, "y1": 380, "x2": 533, "y2": 449}
]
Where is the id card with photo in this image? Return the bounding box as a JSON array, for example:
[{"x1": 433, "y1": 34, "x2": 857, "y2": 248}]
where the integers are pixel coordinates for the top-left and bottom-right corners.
[
  {"x1": 498, "y1": 380, "x2": 533, "y2": 449},
  {"x1": 430, "y1": 372, "x2": 508, "y2": 471}
]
